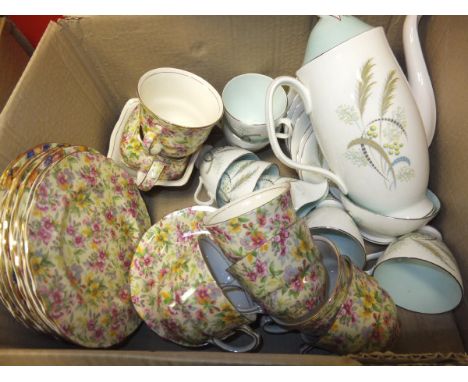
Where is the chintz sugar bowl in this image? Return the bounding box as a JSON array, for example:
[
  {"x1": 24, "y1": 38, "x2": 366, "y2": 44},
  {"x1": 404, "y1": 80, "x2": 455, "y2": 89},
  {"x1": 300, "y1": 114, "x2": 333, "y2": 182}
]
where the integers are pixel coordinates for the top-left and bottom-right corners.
[
  {"x1": 130, "y1": 206, "x2": 261, "y2": 352},
  {"x1": 266, "y1": 16, "x2": 437, "y2": 219}
]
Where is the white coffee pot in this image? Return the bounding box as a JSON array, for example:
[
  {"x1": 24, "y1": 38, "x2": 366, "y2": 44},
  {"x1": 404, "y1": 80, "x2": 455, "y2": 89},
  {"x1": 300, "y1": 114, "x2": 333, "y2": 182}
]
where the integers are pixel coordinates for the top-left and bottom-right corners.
[{"x1": 266, "y1": 16, "x2": 436, "y2": 218}]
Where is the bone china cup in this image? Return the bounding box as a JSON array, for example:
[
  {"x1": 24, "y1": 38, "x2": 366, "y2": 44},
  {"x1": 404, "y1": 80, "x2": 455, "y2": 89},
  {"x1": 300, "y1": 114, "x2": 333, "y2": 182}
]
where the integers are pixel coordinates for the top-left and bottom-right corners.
[
  {"x1": 306, "y1": 202, "x2": 366, "y2": 269},
  {"x1": 263, "y1": 236, "x2": 400, "y2": 354},
  {"x1": 228, "y1": 219, "x2": 328, "y2": 321},
  {"x1": 203, "y1": 183, "x2": 296, "y2": 262},
  {"x1": 373, "y1": 232, "x2": 463, "y2": 314},
  {"x1": 222, "y1": 73, "x2": 287, "y2": 144},
  {"x1": 194, "y1": 145, "x2": 259, "y2": 206},
  {"x1": 227, "y1": 219, "x2": 324, "y2": 297},
  {"x1": 130, "y1": 206, "x2": 260, "y2": 352},
  {"x1": 266, "y1": 27, "x2": 433, "y2": 218},
  {"x1": 138, "y1": 68, "x2": 223, "y2": 158}
]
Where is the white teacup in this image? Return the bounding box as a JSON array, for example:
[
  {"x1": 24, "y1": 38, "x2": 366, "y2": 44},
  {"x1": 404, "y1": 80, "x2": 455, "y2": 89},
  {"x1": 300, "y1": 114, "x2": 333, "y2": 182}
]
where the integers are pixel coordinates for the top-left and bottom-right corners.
[
  {"x1": 223, "y1": 73, "x2": 287, "y2": 144},
  {"x1": 372, "y1": 232, "x2": 463, "y2": 314},
  {"x1": 194, "y1": 145, "x2": 258, "y2": 206},
  {"x1": 306, "y1": 199, "x2": 366, "y2": 269},
  {"x1": 222, "y1": 117, "x2": 270, "y2": 152},
  {"x1": 217, "y1": 160, "x2": 280, "y2": 207},
  {"x1": 274, "y1": 177, "x2": 329, "y2": 218}
]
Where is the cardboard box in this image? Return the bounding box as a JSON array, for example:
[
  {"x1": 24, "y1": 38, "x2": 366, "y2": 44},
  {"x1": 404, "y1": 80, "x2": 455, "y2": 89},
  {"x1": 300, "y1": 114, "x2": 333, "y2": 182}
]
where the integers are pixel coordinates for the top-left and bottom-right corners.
[
  {"x1": 0, "y1": 16, "x2": 467, "y2": 365},
  {"x1": 0, "y1": 17, "x2": 32, "y2": 112}
]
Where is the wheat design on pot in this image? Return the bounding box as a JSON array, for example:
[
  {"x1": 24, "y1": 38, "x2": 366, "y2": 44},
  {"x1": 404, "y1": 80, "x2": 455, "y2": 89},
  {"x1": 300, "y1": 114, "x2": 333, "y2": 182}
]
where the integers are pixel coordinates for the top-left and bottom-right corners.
[{"x1": 337, "y1": 58, "x2": 414, "y2": 190}]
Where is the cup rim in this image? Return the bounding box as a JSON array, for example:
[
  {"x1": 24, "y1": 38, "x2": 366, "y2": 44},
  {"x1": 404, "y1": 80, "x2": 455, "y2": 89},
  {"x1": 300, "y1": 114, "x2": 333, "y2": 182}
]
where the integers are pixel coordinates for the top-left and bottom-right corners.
[
  {"x1": 309, "y1": 226, "x2": 366, "y2": 267},
  {"x1": 204, "y1": 183, "x2": 291, "y2": 226},
  {"x1": 373, "y1": 256, "x2": 464, "y2": 313},
  {"x1": 137, "y1": 67, "x2": 223, "y2": 129},
  {"x1": 222, "y1": 73, "x2": 287, "y2": 125}
]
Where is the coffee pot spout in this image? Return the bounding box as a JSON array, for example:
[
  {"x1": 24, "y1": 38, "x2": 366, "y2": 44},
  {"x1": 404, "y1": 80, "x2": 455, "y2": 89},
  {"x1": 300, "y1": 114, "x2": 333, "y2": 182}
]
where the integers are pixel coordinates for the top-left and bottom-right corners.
[{"x1": 403, "y1": 15, "x2": 437, "y2": 146}]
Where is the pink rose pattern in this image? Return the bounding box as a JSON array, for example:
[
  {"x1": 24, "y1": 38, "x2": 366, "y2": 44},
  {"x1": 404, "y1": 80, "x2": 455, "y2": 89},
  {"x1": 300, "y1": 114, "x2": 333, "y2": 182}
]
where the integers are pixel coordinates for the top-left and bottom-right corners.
[
  {"x1": 130, "y1": 207, "x2": 252, "y2": 348},
  {"x1": 26, "y1": 150, "x2": 150, "y2": 348},
  {"x1": 140, "y1": 103, "x2": 214, "y2": 159},
  {"x1": 206, "y1": 191, "x2": 297, "y2": 262}
]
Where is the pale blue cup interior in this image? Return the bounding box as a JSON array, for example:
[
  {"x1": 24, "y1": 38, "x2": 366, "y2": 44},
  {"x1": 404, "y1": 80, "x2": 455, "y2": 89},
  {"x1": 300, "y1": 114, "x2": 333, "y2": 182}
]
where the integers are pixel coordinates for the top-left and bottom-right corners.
[
  {"x1": 222, "y1": 73, "x2": 287, "y2": 124},
  {"x1": 199, "y1": 237, "x2": 258, "y2": 316},
  {"x1": 310, "y1": 228, "x2": 366, "y2": 269},
  {"x1": 374, "y1": 258, "x2": 463, "y2": 314}
]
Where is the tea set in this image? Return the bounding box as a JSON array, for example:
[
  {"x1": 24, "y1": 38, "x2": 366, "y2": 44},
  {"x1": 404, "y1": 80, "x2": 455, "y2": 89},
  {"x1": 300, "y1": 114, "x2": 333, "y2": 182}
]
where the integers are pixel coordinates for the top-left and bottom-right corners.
[{"x1": 0, "y1": 15, "x2": 464, "y2": 354}]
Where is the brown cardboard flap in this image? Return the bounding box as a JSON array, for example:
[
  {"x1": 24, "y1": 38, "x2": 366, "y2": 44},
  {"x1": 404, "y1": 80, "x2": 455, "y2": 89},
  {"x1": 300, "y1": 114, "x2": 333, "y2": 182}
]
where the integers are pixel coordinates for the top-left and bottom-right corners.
[
  {"x1": 0, "y1": 17, "x2": 30, "y2": 112},
  {"x1": 0, "y1": 16, "x2": 466, "y2": 359},
  {"x1": 0, "y1": 349, "x2": 360, "y2": 366},
  {"x1": 423, "y1": 15, "x2": 468, "y2": 349},
  {"x1": 59, "y1": 16, "x2": 314, "y2": 103},
  {"x1": 0, "y1": 21, "x2": 117, "y2": 170}
]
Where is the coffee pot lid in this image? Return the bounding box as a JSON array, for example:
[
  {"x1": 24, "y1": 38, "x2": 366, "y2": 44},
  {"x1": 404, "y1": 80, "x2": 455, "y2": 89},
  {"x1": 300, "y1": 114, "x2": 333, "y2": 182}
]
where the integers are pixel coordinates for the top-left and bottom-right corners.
[{"x1": 303, "y1": 16, "x2": 373, "y2": 64}]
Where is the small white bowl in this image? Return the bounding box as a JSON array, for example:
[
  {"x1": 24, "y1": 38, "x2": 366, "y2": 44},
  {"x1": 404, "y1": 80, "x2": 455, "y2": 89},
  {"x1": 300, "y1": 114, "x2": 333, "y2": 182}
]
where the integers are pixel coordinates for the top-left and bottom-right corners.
[{"x1": 332, "y1": 188, "x2": 441, "y2": 244}]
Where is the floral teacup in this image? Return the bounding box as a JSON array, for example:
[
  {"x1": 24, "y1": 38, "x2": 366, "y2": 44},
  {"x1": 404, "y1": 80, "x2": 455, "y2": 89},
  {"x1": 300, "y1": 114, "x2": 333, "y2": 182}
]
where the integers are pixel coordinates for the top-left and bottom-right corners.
[
  {"x1": 138, "y1": 68, "x2": 223, "y2": 159},
  {"x1": 203, "y1": 183, "x2": 296, "y2": 262},
  {"x1": 119, "y1": 105, "x2": 190, "y2": 190},
  {"x1": 227, "y1": 219, "x2": 326, "y2": 300},
  {"x1": 263, "y1": 236, "x2": 400, "y2": 354},
  {"x1": 130, "y1": 206, "x2": 260, "y2": 352}
]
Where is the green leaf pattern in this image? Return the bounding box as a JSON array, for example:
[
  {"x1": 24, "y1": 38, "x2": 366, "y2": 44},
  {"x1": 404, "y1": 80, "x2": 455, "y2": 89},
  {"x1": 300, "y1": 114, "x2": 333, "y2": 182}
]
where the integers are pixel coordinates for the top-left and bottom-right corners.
[{"x1": 337, "y1": 58, "x2": 414, "y2": 190}]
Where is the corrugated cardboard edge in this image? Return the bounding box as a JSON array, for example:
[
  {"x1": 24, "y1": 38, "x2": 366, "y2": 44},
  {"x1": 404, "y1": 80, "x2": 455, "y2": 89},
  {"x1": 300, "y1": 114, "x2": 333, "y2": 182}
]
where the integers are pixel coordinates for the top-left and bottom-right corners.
[
  {"x1": 0, "y1": 349, "x2": 360, "y2": 366},
  {"x1": 349, "y1": 351, "x2": 468, "y2": 366}
]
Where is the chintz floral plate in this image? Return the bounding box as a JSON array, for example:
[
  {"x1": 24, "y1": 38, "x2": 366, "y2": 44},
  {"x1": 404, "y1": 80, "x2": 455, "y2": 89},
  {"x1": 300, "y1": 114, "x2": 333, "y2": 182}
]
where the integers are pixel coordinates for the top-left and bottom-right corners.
[{"x1": 24, "y1": 150, "x2": 150, "y2": 347}]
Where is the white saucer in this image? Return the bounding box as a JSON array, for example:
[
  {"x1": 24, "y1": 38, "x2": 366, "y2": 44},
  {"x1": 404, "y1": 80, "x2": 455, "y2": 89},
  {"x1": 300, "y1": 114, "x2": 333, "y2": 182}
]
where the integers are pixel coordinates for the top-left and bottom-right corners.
[
  {"x1": 107, "y1": 98, "x2": 200, "y2": 187},
  {"x1": 359, "y1": 227, "x2": 397, "y2": 245}
]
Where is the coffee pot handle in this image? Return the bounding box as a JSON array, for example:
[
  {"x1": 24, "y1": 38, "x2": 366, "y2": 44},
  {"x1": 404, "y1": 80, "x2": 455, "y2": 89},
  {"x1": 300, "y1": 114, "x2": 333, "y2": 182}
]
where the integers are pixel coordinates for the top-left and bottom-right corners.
[{"x1": 265, "y1": 76, "x2": 349, "y2": 194}]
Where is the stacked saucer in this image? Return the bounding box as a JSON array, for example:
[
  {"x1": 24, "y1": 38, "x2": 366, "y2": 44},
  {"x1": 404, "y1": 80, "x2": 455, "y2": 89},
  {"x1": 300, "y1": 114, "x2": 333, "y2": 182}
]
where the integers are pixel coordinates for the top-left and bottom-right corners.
[{"x1": 0, "y1": 143, "x2": 150, "y2": 347}]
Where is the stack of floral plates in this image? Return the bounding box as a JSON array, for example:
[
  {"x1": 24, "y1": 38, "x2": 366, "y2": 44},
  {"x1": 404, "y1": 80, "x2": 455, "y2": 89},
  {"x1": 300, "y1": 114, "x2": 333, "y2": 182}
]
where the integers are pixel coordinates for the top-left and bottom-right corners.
[{"x1": 0, "y1": 143, "x2": 151, "y2": 347}]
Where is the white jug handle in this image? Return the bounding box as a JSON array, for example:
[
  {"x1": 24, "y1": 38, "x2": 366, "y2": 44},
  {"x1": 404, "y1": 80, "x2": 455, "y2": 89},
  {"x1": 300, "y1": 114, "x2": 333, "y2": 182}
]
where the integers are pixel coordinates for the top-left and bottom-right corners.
[
  {"x1": 265, "y1": 76, "x2": 349, "y2": 194},
  {"x1": 194, "y1": 177, "x2": 215, "y2": 206}
]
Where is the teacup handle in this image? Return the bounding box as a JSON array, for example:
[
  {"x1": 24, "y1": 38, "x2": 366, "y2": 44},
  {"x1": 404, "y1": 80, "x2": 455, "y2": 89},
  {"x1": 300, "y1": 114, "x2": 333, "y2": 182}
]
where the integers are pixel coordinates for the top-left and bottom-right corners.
[
  {"x1": 136, "y1": 160, "x2": 165, "y2": 191},
  {"x1": 194, "y1": 176, "x2": 215, "y2": 206},
  {"x1": 219, "y1": 284, "x2": 264, "y2": 315},
  {"x1": 265, "y1": 76, "x2": 348, "y2": 194},
  {"x1": 260, "y1": 316, "x2": 291, "y2": 335},
  {"x1": 209, "y1": 325, "x2": 261, "y2": 353}
]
